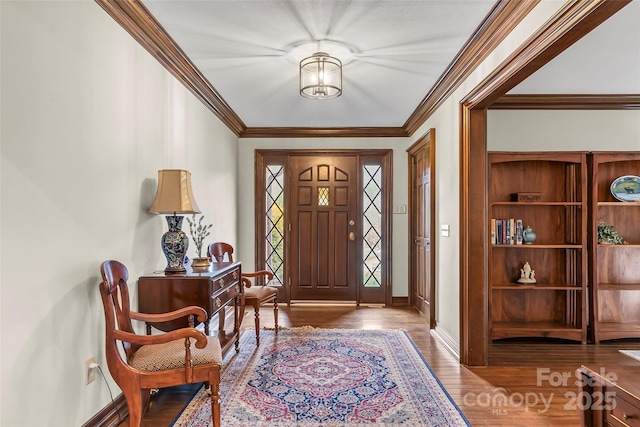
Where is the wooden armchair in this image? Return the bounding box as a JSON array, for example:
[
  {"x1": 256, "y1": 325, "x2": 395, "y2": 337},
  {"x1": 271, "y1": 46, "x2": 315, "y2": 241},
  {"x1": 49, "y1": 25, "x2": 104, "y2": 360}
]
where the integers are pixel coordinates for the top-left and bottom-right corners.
[
  {"x1": 208, "y1": 242, "x2": 278, "y2": 345},
  {"x1": 99, "y1": 260, "x2": 221, "y2": 427}
]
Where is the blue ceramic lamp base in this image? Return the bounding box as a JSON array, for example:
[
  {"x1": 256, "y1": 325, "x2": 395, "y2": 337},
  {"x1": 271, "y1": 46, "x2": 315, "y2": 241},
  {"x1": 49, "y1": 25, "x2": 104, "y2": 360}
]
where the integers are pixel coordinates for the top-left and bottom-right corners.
[{"x1": 161, "y1": 215, "x2": 189, "y2": 274}]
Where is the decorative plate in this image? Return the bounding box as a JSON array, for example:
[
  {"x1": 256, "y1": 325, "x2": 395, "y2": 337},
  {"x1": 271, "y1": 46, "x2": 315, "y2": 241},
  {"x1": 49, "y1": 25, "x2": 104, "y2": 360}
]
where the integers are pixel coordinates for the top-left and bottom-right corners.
[{"x1": 610, "y1": 175, "x2": 640, "y2": 202}]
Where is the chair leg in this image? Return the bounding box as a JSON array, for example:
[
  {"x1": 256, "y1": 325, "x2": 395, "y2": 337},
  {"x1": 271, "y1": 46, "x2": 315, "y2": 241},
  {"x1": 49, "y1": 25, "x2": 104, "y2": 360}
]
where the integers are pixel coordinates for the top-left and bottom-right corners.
[
  {"x1": 274, "y1": 299, "x2": 279, "y2": 334},
  {"x1": 122, "y1": 386, "x2": 148, "y2": 427},
  {"x1": 209, "y1": 371, "x2": 221, "y2": 427},
  {"x1": 253, "y1": 303, "x2": 261, "y2": 345}
]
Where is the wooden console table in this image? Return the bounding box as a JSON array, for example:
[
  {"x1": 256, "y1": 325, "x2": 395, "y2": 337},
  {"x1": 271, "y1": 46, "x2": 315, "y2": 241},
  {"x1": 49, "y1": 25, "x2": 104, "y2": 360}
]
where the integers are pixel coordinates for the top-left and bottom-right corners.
[
  {"x1": 138, "y1": 262, "x2": 243, "y2": 355},
  {"x1": 578, "y1": 359, "x2": 640, "y2": 427}
]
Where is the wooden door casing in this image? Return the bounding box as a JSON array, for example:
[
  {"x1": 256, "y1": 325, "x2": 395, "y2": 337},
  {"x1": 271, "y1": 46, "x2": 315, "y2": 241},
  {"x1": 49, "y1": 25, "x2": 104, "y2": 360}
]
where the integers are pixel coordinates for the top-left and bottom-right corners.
[
  {"x1": 408, "y1": 130, "x2": 436, "y2": 328},
  {"x1": 255, "y1": 149, "x2": 392, "y2": 306}
]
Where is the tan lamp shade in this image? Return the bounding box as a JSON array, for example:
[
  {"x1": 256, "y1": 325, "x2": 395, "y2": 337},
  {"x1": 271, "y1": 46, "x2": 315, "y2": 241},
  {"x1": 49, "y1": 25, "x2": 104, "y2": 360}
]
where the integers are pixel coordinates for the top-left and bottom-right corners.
[{"x1": 148, "y1": 169, "x2": 201, "y2": 214}]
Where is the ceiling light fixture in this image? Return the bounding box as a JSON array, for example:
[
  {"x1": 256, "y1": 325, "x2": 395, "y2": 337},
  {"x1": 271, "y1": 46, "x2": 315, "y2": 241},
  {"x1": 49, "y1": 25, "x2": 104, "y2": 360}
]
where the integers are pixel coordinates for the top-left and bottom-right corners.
[{"x1": 300, "y1": 52, "x2": 342, "y2": 99}]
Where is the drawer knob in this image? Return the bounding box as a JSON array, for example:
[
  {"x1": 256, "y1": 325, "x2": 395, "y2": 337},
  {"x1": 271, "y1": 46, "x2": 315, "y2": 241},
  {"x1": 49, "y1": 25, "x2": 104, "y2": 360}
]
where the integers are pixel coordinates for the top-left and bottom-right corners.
[
  {"x1": 215, "y1": 297, "x2": 222, "y2": 308},
  {"x1": 218, "y1": 279, "x2": 224, "y2": 287},
  {"x1": 623, "y1": 413, "x2": 633, "y2": 420},
  {"x1": 233, "y1": 270, "x2": 238, "y2": 279},
  {"x1": 235, "y1": 284, "x2": 240, "y2": 293}
]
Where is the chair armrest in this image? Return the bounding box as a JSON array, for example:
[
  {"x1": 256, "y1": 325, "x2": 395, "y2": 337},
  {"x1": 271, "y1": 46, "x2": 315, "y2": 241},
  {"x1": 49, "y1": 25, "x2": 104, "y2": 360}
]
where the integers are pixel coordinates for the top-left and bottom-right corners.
[
  {"x1": 131, "y1": 306, "x2": 208, "y2": 324},
  {"x1": 113, "y1": 327, "x2": 209, "y2": 348},
  {"x1": 241, "y1": 270, "x2": 273, "y2": 288}
]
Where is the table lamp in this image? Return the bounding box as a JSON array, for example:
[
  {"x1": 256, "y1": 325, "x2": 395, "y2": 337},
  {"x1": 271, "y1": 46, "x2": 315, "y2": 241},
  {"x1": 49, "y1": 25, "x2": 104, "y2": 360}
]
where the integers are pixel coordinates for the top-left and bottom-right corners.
[{"x1": 149, "y1": 169, "x2": 200, "y2": 274}]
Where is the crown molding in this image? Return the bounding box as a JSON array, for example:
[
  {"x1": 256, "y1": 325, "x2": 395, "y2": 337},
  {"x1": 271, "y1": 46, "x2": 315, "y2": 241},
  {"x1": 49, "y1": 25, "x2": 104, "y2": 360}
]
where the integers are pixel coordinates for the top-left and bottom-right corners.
[
  {"x1": 241, "y1": 127, "x2": 408, "y2": 139},
  {"x1": 403, "y1": 0, "x2": 539, "y2": 135},
  {"x1": 95, "y1": 0, "x2": 247, "y2": 137},
  {"x1": 491, "y1": 94, "x2": 640, "y2": 109}
]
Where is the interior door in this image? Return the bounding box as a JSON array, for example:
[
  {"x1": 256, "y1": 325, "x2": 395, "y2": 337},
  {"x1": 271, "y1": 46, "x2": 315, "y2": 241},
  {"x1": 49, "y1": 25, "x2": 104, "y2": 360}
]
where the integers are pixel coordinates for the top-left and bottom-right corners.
[
  {"x1": 409, "y1": 132, "x2": 435, "y2": 327},
  {"x1": 289, "y1": 155, "x2": 358, "y2": 301}
]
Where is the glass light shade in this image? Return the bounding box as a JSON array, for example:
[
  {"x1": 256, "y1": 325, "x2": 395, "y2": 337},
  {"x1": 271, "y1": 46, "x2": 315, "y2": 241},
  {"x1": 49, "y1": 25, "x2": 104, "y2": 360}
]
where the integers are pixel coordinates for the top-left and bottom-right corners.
[{"x1": 300, "y1": 52, "x2": 342, "y2": 99}]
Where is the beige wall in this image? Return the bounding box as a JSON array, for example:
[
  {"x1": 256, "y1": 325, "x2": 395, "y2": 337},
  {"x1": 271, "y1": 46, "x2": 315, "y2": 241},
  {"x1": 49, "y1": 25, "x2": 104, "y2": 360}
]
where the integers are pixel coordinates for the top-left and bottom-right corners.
[
  {"x1": 0, "y1": 1, "x2": 238, "y2": 425},
  {"x1": 488, "y1": 110, "x2": 640, "y2": 151}
]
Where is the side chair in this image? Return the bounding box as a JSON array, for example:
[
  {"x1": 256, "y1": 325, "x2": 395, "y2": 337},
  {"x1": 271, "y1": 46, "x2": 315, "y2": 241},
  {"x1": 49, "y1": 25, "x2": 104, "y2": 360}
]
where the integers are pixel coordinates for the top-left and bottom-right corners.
[
  {"x1": 99, "y1": 260, "x2": 222, "y2": 427},
  {"x1": 208, "y1": 242, "x2": 278, "y2": 345}
]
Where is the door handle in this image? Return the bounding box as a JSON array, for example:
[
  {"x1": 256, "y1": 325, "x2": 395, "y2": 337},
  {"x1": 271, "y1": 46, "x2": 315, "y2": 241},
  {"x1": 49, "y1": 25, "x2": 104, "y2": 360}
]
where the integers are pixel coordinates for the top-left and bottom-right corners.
[{"x1": 349, "y1": 231, "x2": 356, "y2": 241}]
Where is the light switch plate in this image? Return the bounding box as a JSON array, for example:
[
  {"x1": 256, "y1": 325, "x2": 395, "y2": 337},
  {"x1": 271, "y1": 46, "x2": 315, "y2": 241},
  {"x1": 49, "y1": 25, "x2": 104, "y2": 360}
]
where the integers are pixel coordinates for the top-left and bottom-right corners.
[{"x1": 393, "y1": 204, "x2": 406, "y2": 214}]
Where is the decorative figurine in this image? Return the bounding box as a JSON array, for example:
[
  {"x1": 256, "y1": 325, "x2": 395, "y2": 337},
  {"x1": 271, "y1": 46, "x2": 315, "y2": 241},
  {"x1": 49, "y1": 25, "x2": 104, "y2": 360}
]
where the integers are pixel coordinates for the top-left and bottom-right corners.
[{"x1": 518, "y1": 261, "x2": 536, "y2": 284}]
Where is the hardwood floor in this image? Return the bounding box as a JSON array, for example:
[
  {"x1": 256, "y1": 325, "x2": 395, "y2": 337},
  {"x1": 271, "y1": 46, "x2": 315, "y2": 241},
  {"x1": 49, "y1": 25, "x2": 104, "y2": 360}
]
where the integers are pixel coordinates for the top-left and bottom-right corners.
[{"x1": 117, "y1": 304, "x2": 640, "y2": 426}]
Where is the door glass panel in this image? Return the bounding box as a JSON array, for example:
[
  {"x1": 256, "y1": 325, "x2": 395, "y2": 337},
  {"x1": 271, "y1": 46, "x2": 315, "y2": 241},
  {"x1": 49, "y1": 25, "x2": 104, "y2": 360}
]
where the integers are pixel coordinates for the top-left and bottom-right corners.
[
  {"x1": 363, "y1": 165, "x2": 382, "y2": 288},
  {"x1": 318, "y1": 187, "x2": 330, "y2": 206},
  {"x1": 265, "y1": 165, "x2": 285, "y2": 286}
]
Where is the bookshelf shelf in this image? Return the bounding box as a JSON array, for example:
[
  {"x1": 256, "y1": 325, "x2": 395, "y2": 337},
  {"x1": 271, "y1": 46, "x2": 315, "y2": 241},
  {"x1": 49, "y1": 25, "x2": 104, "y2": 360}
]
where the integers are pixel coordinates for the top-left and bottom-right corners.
[
  {"x1": 491, "y1": 244, "x2": 582, "y2": 249},
  {"x1": 491, "y1": 201, "x2": 583, "y2": 206},
  {"x1": 492, "y1": 283, "x2": 583, "y2": 290}
]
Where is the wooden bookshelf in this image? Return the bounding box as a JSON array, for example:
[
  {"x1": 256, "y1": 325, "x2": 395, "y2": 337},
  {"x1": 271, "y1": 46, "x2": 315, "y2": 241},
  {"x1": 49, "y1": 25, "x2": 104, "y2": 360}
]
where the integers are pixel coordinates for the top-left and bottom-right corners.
[
  {"x1": 588, "y1": 152, "x2": 640, "y2": 343},
  {"x1": 488, "y1": 152, "x2": 588, "y2": 343}
]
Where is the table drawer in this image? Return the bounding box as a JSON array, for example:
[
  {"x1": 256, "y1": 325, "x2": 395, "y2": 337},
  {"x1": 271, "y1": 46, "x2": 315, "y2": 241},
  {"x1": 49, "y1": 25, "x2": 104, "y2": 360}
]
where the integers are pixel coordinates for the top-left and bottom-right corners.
[
  {"x1": 211, "y1": 267, "x2": 240, "y2": 293},
  {"x1": 607, "y1": 388, "x2": 640, "y2": 427},
  {"x1": 211, "y1": 279, "x2": 241, "y2": 311}
]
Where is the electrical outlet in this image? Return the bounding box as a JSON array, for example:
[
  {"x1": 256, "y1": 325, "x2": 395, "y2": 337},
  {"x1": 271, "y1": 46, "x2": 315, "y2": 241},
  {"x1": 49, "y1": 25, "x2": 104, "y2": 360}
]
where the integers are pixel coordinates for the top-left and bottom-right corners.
[{"x1": 86, "y1": 356, "x2": 97, "y2": 384}]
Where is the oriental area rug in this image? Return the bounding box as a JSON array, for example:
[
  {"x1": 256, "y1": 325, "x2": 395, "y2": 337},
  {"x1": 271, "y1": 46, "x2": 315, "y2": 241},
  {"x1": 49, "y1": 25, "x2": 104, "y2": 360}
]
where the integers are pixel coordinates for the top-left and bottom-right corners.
[{"x1": 172, "y1": 328, "x2": 470, "y2": 427}]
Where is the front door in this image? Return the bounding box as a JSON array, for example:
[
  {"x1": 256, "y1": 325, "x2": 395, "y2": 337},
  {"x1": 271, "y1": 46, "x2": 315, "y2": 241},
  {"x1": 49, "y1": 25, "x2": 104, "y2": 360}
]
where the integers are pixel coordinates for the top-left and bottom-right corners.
[{"x1": 289, "y1": 155, "x2": 358, "y2": 301}]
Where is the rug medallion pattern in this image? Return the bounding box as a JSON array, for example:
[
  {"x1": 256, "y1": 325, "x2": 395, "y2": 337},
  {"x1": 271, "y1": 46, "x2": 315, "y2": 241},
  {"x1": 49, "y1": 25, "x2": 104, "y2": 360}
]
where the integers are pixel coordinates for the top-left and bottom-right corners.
[{"x1": 172, "y1": 328, "x2": 469, "y2": 426}]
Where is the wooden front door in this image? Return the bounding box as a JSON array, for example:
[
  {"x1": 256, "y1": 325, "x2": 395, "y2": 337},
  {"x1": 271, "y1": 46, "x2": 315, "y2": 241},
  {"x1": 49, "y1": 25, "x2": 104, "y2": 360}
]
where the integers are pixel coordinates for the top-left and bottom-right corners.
[
  {"x1": 289, "y1": 155, "x2": 358, "y2": 301},
  {"x1": 408, "y1": 131, "x2": 436, "y2": 327}
]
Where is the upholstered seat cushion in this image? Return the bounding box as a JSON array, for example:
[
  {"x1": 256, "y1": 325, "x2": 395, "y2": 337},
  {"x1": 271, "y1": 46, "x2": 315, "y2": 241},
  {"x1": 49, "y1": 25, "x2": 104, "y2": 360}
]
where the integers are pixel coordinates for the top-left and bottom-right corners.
[
  {"x1": 244, "y1": 286, "x2": 278, "y2": 302},
  {"x1": 129, "y1": 337, "x2": 222, "y2": 372}
]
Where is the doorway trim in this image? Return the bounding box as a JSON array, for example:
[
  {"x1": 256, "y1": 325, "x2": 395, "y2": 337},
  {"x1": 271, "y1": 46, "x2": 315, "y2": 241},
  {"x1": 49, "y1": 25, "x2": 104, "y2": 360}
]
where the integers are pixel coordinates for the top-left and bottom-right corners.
[
  {"x1": 255, "y1": 149, "x2": 393, "y2": 306},
  {"x1": 458, "y1": 0, "x2": 631, "y2": 366},
  {"x1": 407, "y1": 129, "x2": 436, "y2": 328}
]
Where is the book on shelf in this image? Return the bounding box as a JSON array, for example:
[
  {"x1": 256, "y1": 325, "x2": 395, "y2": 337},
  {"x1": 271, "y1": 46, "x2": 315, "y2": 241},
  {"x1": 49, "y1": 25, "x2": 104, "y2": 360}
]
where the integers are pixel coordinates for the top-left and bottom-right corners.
[
  {"x1": 490, "y1": 219, "x2": 496, "y2": 245},
  {"x1": 491, "y1": 218, "x2": 524, "y2": 245},
  {"x1": 509, "y1": 218, "x2": 515, "y2": 245}
]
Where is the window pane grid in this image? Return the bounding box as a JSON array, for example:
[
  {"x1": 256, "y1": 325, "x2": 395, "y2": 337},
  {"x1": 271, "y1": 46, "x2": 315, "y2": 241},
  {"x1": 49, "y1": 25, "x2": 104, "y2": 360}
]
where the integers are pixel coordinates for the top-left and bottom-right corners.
[
  {"x1": 318, "y1": 187, "x2": 329, "y2": 206},
  {"x1": 363, "y1": 165, "x2": 382, "y2": 288},
  {"x1": 265, "y1": 165, "x2": 285, "y2": 286}
]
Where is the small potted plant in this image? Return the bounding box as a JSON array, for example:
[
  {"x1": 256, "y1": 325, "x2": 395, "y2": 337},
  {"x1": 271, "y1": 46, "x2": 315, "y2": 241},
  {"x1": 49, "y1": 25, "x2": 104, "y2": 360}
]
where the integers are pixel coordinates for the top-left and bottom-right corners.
[
  {"x1": 597, "y1": 222, "x2": 628, "y2": 245},
  {"x1": 186, "y1": 214, "x2": 213, "y2": 268}
]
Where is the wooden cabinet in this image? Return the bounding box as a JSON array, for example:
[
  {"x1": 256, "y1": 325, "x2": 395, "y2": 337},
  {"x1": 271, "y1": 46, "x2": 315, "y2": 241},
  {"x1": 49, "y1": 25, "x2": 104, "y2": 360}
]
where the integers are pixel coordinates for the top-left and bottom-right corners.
[
  {"x1": 488, "y1": 152, "x2": 588, "y2": 343},
  {"x1": 579, "y1": 362, "x2": 640, "y2": 427},
  {"x1": 588, "y1": 152, "x2": 640, "y2": 343},
  {"x1": 138, "y1": 262, "x2": 243, "y2": 354}
]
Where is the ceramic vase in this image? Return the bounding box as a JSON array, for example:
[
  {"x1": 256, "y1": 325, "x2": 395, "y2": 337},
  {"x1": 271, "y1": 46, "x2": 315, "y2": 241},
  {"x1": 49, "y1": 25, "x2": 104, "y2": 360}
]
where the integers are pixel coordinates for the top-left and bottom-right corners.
[
  {"x1": 522, "y1": 226, "x2": 537, "y2": 244},
  {"x1": 161, "y1": 215, "x2": 189, "y2": 273}
]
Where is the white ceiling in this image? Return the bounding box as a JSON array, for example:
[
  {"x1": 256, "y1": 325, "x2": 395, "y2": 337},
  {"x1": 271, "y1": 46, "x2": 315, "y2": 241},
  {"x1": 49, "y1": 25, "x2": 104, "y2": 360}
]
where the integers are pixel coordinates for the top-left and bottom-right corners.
[
  {"x1": 510, "y1": 0, "x2": 640, "y2": 95},
  {"x1": 142, "y1": 0, "x2": 640, "y2": 129},
  {"x1": 143, "y1": 0, "x2": 496, "y2": 128}
]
